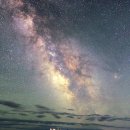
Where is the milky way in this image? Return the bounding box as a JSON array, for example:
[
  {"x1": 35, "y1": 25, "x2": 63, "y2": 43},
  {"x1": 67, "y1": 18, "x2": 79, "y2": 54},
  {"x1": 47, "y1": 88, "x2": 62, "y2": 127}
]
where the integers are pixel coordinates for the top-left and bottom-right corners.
[
  {"x1": 0, "y1": 0, "x2": 103, "y2": 114},
  {"x1": 1, "y1": 0, "x2": 130, "y2": 130}
]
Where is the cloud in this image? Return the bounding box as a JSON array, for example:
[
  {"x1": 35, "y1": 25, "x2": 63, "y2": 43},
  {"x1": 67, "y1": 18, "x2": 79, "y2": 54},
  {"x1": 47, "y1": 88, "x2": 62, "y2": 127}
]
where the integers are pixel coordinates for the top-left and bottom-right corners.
[
  {"x1": 19, "y1": 113, "x2": 28, "y2": 116},
  {"x1": 0, "y1": 110, "x2": 9, "y2": 115},
  {"x1": 66, "y1": 115, "x2": 75, "y2": 119},
  {"x1": 67, "y1": 108, "x2": 75, "y2": 111},
  {"x1": 36, "y1": 114, "x2": 46, "y2": 118},
  {"x1": 85, "y1": 114, "x2": 130, "y2": 122},
  {"x1": 0, "y1": 100, "x2": 130, "y2": 130},
  {"x1": 0, "y1": 118, "x2": 129, "y2": 130},
  {"x1": 51, "y1": 113, "x2": 61, "y2": 119},
  {"x1": 0, "y1": 100, "x2": 23, "y2": 109},
  {"x1": 35, "y1": 105, "x2": 52, "y2": 111},
  {"x1": 1, "y1": 100, "x2": 130, "y2": 123}
]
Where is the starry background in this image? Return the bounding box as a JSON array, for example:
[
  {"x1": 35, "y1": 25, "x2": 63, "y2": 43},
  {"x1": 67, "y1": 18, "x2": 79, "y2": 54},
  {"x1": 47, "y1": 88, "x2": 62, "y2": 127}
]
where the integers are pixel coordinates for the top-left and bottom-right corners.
[{"x1": 0, "y1": 0, "x2": 130, "y2": 130}]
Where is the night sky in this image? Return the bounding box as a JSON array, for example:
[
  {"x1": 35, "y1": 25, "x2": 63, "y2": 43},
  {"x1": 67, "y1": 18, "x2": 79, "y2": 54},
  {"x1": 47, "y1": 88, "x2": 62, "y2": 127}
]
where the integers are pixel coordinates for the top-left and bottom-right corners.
[{"x1": 0, "y1": 0, "x2": 130, "y2": 130}]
